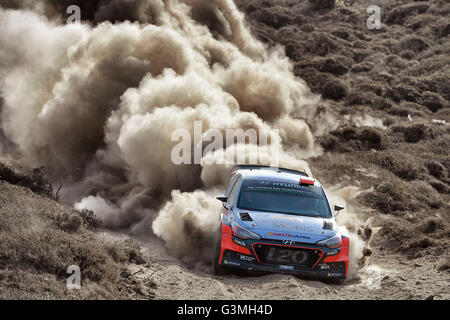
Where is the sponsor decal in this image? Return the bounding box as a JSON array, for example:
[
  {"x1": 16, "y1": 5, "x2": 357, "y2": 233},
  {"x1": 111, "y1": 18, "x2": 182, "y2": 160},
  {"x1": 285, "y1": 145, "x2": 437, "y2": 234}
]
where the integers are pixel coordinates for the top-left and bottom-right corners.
[
  {"x1": 240, "y1": 255, "x2": 255, "y2": 262},
  {"x1": 318, "y1": 263, "x2": 330, "y2": 270},
  {"x1": 272, "y1": 222, "x2": 314, "y2": 233},
  {"x1": 267, "y1": 231, "x2": 311, "y2": 240},
  {"x1": 329, "y1": 272, "x2": 343, "y2": 277},
  {"x1": 279, "y1": 265, "x2": 294, "y2": 270},
  {"x1": 224, "y1": 260, "x2": 241, "y2": 266},
  {"x1": 272, "y1": 181, "x2": 310, "y2": 190},
  {"x1": 243, "y1": 180, "x2": 317, "y2": 194},
  {"x1": 269, "y1": 215, "x2": 303, "y2": 222},
  {"x1": 233, "y1": 238, "x2": 246, "y2": 247}
]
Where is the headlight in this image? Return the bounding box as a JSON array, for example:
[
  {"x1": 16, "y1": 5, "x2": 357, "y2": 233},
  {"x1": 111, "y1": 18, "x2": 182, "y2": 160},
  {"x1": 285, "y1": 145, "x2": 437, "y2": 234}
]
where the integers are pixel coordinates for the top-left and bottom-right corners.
[
  {"x1": 316, "y1": 234, "x2": 342, "y2": 249},
  {"x1": 231, "y1": 221, "x2": 261, "y2": 240}
]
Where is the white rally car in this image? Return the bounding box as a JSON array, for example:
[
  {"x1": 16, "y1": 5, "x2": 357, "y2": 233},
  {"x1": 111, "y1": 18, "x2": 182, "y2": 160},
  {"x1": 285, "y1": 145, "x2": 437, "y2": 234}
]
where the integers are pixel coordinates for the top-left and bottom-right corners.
[{"x1": 213, "y1": 165, "x2": 349, "y2": 279}]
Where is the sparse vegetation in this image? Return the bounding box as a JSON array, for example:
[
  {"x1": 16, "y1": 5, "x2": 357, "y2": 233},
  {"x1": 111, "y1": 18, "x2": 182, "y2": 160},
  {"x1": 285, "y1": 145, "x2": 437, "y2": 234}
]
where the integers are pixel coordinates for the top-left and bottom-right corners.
[
  {"x1": 392, "y1": 124, "x2": 432, "y2": 143},
  {"x1": 77, "y1": 209, "x2": 102, "y2": 230},
  {"x1": 0, "y1": 163, "x2": 52, "y2": 198},
  {"x1": 0, "y1": 174, "x2": 149, "y2": 299},
  {"x1": 320, "y1": 78, "x2": 348, "y2": 101},
  {"x1": 308, "y1": 0, "x2": 335, "y2": 11},
  {"x1": 364, "y1": 182, "x2": 410, "y2": 214},
  {"x1": 321, "y1": 126, "x2": 384, "y2": 152}
]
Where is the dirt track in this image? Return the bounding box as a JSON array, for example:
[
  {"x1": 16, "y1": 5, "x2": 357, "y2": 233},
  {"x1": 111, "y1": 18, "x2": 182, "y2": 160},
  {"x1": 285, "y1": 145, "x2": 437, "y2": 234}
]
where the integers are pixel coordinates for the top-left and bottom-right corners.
[{"x1": 128, "y1": 233, "x2": 448, "y2": 300}]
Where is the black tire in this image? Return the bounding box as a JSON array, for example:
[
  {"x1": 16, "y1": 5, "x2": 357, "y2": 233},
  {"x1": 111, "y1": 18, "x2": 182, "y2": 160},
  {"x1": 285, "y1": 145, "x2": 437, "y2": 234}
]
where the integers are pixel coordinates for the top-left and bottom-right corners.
[{"x1": 212, "y1": 237, "x2": 229, "y2": 276}]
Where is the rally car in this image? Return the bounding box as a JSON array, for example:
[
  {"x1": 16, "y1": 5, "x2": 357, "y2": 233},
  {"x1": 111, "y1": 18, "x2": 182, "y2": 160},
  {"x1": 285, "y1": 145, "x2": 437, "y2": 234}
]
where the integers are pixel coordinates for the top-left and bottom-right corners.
[{"x1": 213, "y1": 165, "x2": 349, "y2": 279}]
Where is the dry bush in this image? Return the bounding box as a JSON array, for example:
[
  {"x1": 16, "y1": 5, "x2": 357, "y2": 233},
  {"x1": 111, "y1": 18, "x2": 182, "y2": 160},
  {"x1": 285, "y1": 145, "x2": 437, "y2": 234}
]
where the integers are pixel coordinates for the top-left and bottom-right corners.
[
  {"x1": 391, "y1": 84, "x2": 422, "y2": 103},
  {"x1": 400, "y1": 124, "x2": 434, "y2": 143},
  {"x1": 345, "y1": 91, "x2": 377, "y2": 106},
  {"x1": 410, "y1": 180, "x2": 444, "y2": 210},
  {"x1": 371, "y1": 154, "x2": 419, "y2": 181},
  {"x1": 404, "y1": 13, "x2": 436, "y2": 31},
  {"x1": 374, "y1": 217, "x2": 446, "y2": 257},
  {"x1": 429, "y1": 180, "x2": 449, "y2": 194},
  {"x1": 409, "y1": 69, "x2": 450, "y2": 101},
  {"x1": 400, "y1": 36, "x2": 430, "y2": 53},
  {"x1": 0, "y1": 227, "x2": 113, "y2": 283},
  {"x1": 107, "y1": 239, "x2": 146, "y2": 265},
  {"x1": 345, "y1": 91, "x2": 391, "y2": 110},
  {"x1": 317, "y1": 58, "x2": 348, "y2": 76},
  {"x1": 351, "y1": 62, "x2": 374, "y2": 73},
  {"x1": 249, "y1": 6, "x2": 292, "y2": 29},
  {"x1": 309, "y1": 32, "x2": 339, "y2": 56},
  {"x1": 320, "y1": 78, "x2": 348, "y2": 101},
  {"x1": 421, "y1": 91, "x2": 447, "y2": 112},
  {"x1": 355, "y1": 82, "x2": 387, "y2": 97},
  {"x1": 321, "y1": 126, "x2": 384, "y2": 152},
  {"x1": 294, "y1": 67, "x2": 332, "y2": 93},
  {"x1": 364, "y1": 183, "x2": 411, "y2": 214},
  {"x1": 400, "y1": 50, "x2": 416, "y2": 60},
  {"x1": 55, "y1": 212, "x2": 82, "y2": 233},
  {"x1": 308, "y1": 0, "x2": 335, "y2": 10},
  {"x1": 385, "y1": 3, "x2": 429, "y2": 25},
  {"x1": 77, "y1": 209, "x2": 102, "y2": 229},
  {"x1": 351, "y1": 49, "x2": 370, "y2": 63},
  {"x1": 401, "y1": 54, "x2": 448, "y2": 78},
  {"x1": 433, "y1": 22, "x2": 450, "y2": 37},
  {"x1": 388, "y1": 107, "x2": 410, "y2": 118},
  {"x1": 374, "y1": 218, "x2": 414, "y2": 250},
  {"x1": 426, "y1": 161, "x2": 447, "y2": 180},
  {"x1": 0, "y1": 163, "x2": 52, "y2": 198},
  {"x1": 402, "y1": 237, "x2": 434, "y2": 252},
  {"x1": 420, "y1": 218, "x2": 443, "y2": 234},
  {"x1": 331, "y1": 28, "x2": 351, "y2": 40}
]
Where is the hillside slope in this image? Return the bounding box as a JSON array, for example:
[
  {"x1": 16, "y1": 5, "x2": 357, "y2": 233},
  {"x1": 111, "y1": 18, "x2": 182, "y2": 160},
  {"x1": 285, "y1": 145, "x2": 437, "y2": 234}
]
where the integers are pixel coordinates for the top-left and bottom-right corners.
[
  {"x1": 0, "y1": 167, "x2": 153, "y2": 299},
  {"x1": 1, "y1": 164, "x2": 448, "y2": 300},
  {"x1": 235, "y1": 0, "x2": 450, "y2": 271}
]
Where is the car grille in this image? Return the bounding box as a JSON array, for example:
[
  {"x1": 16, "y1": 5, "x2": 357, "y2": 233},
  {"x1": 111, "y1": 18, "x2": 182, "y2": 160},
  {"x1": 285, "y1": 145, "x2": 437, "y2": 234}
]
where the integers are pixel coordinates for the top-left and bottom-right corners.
[{"x1": 253, "y1": 244, "x2": 322, "y2": 268}]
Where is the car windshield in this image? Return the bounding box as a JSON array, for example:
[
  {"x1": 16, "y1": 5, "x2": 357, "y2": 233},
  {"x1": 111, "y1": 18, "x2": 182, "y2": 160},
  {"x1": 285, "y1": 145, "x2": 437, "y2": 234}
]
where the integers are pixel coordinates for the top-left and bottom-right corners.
[{"x1": 236, "y1": 179, "x2": 332, "y2": 218}]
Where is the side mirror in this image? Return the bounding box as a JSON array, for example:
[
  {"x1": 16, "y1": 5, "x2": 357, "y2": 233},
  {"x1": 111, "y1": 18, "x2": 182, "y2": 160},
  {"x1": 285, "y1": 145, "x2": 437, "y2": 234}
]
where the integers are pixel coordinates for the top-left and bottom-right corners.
[
  {"x1": 334, "y1": 205, "x2": 345, "y2": 216},
  {"x1": 216, "y1": 195, "x2": 228, "y2": 203}
]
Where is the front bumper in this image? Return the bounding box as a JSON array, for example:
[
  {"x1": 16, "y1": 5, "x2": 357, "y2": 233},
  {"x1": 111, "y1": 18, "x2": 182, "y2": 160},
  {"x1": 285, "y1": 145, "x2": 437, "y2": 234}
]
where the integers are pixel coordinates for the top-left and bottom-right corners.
[{"x1": 218, "y1": 224, "x2": 349, "y2": 279}]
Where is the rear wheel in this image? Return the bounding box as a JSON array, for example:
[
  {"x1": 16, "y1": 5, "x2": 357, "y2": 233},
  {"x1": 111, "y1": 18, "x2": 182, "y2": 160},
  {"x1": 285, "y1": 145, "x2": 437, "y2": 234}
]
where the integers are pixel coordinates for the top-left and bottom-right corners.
[{"x1": 212, "y1": 236, "x2": 229, "y2": 276}]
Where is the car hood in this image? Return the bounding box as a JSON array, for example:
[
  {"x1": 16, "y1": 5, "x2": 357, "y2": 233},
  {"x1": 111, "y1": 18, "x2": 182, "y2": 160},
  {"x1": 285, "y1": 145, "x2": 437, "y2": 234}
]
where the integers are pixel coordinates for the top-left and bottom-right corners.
[{"x1": 238, "y1": 210, "x2": 336, "y2": 244}]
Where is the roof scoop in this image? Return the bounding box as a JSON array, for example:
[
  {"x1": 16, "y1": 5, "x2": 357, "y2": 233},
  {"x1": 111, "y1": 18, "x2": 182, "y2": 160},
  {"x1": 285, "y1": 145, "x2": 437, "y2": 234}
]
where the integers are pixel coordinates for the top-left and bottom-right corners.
[
  {"x1": 323, "y1": 221, "x2": 334, "y2": 230},
  {"x1": 239, "y1": 212, "x2": 253, "y2": 221}
]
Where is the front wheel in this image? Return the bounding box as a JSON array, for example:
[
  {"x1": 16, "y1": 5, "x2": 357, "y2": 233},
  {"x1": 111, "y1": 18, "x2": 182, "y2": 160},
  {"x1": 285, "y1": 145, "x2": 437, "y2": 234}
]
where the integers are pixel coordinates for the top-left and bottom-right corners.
[{"x1": 212, "y1": 236, "x2": 229, "y2": 276}]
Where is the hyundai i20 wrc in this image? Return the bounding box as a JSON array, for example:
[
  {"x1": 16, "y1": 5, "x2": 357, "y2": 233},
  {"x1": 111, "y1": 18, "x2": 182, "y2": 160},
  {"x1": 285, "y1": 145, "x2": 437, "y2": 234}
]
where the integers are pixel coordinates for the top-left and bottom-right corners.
[{"x1": 213, "y1": 165, "x2": 349, "y2": 279}]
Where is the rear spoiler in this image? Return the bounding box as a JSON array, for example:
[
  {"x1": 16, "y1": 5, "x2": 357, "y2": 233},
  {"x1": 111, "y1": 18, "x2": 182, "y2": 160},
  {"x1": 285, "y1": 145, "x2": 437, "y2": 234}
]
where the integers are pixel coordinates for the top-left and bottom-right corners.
[{"x1": 230, "y1": 165, "x2": 309, "y2": 177}]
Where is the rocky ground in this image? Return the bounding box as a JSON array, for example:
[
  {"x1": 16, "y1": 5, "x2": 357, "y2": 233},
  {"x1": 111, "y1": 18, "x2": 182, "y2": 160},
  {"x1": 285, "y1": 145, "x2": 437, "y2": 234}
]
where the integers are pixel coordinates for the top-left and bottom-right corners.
[
  {"x1": 0, "y1": 0, "x2": 449, "y2": 299},
  {"x1": 0, "y1": 173, "x2": 448, "y2": 299}
]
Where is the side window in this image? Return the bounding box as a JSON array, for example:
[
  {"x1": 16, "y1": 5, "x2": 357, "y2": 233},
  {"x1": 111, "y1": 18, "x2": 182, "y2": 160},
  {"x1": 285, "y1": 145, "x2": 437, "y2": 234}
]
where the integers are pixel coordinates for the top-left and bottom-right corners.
[
  {"x1": 228, "y1": 176, "x2": 242, "y2": 206},
  {"x1": 225, "y1": 174, "x2": 239, "y2": 196}
]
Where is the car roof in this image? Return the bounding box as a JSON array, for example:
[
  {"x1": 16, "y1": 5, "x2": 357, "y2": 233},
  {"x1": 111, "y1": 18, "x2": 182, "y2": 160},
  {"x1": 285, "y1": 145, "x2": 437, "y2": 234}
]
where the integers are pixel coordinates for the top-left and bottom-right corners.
[{"x1": 234, "y1": 168, "x2": 321, "y2": 187}]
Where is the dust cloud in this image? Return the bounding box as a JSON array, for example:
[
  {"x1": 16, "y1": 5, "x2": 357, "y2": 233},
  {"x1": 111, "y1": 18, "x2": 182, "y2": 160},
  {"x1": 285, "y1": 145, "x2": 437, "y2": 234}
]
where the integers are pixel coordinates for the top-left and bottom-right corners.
[{"x1": 0, "y1": 0, "x2": 368, "y2": 274}]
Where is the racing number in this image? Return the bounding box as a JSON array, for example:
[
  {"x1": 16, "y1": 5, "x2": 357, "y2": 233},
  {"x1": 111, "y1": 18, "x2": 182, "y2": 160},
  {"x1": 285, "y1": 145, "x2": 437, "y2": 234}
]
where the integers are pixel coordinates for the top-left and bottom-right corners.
[{"x1": 266, "y1": 247, "x2": 308, "y2": 264}]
